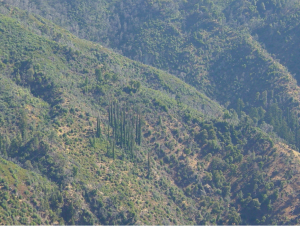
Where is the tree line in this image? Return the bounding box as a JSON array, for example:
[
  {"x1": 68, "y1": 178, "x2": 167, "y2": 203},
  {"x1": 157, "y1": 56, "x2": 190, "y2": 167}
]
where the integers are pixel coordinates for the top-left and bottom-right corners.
[{"x1": 98, "y1": 101, "x2": 143, "y2": 161}]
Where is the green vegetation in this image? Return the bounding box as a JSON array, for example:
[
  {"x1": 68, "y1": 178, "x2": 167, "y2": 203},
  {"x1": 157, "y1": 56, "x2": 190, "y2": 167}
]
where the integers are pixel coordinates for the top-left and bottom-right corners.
[
  {"x1": 5, "y1": 0, "x2": 300, "y2": 148},
  {"x1": 0, "y1": 1, "x2": 299, "y2": 225}
]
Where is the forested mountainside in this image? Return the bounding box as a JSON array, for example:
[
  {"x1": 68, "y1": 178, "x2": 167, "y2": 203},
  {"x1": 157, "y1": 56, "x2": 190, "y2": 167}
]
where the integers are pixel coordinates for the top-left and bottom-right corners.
[
  {"x1": 4, "y1": 0, "x2": 300, "y2": 149},
  {"x1": 0, "y1": 1, "x2": 300, "y2": 225}
]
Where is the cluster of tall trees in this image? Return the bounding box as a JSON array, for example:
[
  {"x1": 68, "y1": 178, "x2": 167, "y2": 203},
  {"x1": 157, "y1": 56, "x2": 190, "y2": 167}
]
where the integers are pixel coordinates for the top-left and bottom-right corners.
[
  {"x1": 0, "y1": 110, "x2": 28, "y2": 157},
  {"x1": 105, "y1": 101, "x2": 143, "y2": 160},
  {"x1": 237, "y1": 94, "x2": 300, "y2": 150},
  {"x1": 265, "y1": 103, "x2": 300, "y2": 147}
]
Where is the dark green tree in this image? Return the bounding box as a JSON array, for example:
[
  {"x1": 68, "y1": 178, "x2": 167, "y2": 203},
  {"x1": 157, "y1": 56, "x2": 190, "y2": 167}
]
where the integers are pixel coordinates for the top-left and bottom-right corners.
[
  {"x1": 19, "y1": 109, "x2": 28, "y2": 141},
  {"x1": 112, "y1": 139, "x2": 115, "y2": 160},
  {"x1": 237, "y1": 98, "x2": 244, "y2": 118},
  {"x1": 96, "y1": 116, "x2": 101, "y2": 138},
  {"x1": 0, "y1": 134, "x2": 3, "y2": 154},
  {"x1": 106, "y1": 140, "x2": 110, "y2": 156},
  {"x1": 147, "y1": 150, "x2": 151, "y2": 178},
  {"x1": 84, "y1": 76, "x2": 89, "y2": 93},
  {"x1": 95, "y1": 68, "x2": 102, "y2": 83}
]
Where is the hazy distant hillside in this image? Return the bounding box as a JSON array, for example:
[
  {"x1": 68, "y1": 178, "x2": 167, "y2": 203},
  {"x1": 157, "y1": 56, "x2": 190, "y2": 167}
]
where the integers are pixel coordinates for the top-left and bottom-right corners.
[
  {"x1": 0, "y1": 1, "x2": 300, "y2": 225},
  {"x1": 4, "y1": 0, "x2": 300, "y2": 147}
]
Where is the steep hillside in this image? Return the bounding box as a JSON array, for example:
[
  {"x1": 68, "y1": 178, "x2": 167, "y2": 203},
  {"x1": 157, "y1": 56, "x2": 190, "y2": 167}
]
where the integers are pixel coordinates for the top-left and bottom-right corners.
[
  {"x1": 0, "y1": 4, "x2": 300, "y2": 225},
  {"x1": 0, "y1": 157, "x2": 63, "y2": 225},
  {"x1": 3, "y1": 0, "x2": 300, "y2": 149},
  {"x1": 0, "y1": 10, "x2": 222, "y2": 225}
]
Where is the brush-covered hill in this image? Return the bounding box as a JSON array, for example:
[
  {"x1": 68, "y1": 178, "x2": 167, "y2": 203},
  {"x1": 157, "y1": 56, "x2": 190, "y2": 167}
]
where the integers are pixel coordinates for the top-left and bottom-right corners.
[
  {"x1": 4, "y1": 0, "x2": 300, "y2": 150},
  {"x1": 0, "y1": 3, "x2": 300, "y2": 225}
]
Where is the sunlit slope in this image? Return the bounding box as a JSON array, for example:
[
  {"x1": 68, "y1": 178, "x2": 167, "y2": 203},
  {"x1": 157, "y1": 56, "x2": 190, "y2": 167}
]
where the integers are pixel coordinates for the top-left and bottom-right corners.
[{"x1": 0, "y1": 5, "x2": 300, "y2": 225}]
